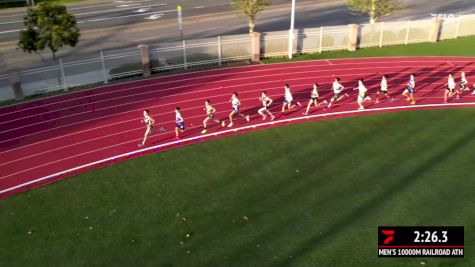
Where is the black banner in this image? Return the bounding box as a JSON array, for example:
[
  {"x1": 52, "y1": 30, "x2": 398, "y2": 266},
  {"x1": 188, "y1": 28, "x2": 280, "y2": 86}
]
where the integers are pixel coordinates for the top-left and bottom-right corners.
[{"x1": 378, "y1": 226, "x2": 464, "y2": 257}]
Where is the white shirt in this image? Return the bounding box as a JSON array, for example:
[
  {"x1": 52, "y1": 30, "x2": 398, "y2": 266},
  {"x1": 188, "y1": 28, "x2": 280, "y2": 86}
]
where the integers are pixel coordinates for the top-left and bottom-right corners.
[
  {"x1": 358, "y1": 82, "x2": 367, "y2": 96},
  {"x1": 231, "y1": 97, "x2": 239, "y2": 108},
  {"x1": 175, "y1": 111, "x2": 183, "y2": 122},
  {"x1": 285, "y1": 89, "x2": 293, "y2": 101},
  {"x1": 261, "y1": 96, "x2": 269, "y2": 106},
  {"x1": 381, "y1": 79, "x2": 388, "y2": 91},
  {"x1": 311, "y1": 88, "x2": 318, "y2": 98},
  {"x1": 205, "y1": 104, "x2": 214, "y2": 114},
  {"x1": 448, "y1": 77, "x2": 455, "y2": 89},
  {"x1": 144, "y1": 115, "x2": 152, "y2": 126},
  {"x1": 332, "y1": 82, "x2": 344, "y2": 94}
]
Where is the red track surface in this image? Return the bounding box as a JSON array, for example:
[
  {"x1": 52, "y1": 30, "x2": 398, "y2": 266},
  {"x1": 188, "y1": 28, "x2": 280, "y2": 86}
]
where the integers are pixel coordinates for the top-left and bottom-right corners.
[{"x1": 1, "y1": 57, "x2": 474, "y2": 199}]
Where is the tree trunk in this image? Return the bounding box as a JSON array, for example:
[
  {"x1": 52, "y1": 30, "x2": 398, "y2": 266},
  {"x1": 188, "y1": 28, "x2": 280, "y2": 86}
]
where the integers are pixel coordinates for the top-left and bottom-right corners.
[
  {"x1": 248, "y1": 19, "x2": 255, "y2": 33},
  {"x1": 370, "y1": 0, "x2": 376, "y2": 24}
]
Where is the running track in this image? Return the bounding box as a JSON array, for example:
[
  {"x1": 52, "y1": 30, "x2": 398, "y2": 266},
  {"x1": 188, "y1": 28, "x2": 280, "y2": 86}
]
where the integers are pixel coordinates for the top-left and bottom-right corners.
[{"x1": 1, "y1": 57, "x2": 474, "y2": 199}]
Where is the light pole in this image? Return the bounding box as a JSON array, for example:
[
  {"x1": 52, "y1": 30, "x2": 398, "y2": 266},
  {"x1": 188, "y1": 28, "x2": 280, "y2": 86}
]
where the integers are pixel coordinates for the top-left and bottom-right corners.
[
  {"x1": 177, "y1": 5, "x2": 184, "y2": 41},
  {"x1": 288, "y1": 0, "x2": 296, "y2": 59}
]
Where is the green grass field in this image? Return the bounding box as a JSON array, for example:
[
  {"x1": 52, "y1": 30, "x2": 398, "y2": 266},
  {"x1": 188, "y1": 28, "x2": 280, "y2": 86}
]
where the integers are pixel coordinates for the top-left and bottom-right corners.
[
  {"x1": 262, "y1": 36, "x2": 475, "y2": 64},
  {"x1": 1, "y1": 109, "x2": 474, "y2": 266}
]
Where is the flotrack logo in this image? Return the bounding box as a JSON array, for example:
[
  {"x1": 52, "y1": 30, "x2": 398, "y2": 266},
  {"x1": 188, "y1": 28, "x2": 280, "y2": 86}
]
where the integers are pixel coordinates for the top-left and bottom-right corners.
[{"x1": 430, "y1": 13, "x2": 459, "y2": 20}]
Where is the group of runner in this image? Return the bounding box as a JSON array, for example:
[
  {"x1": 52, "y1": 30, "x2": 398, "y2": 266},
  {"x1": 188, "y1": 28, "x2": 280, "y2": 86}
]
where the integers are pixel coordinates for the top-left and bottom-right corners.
[{"x1": 138, "y1": 72, "x2": 473, "y2": 147}]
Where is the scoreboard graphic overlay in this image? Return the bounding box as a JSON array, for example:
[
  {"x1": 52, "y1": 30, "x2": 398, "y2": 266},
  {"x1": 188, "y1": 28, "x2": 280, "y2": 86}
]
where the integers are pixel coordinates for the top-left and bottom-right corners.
[{"x1": 378, "y1": 226, "x2": 464, "y2": 257}]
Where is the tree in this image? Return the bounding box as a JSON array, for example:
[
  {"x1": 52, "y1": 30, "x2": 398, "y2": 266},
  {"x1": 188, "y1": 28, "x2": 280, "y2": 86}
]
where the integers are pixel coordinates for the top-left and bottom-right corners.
[
  {"x1": 17, "y1": 2, "x2": 80, "y2": 60},
  {"x1": 230, "y1": 0, "x2": 269, "y2": 33},
  {"x1": 347, "y1": 0, "x2": 402, "y2": 24}
]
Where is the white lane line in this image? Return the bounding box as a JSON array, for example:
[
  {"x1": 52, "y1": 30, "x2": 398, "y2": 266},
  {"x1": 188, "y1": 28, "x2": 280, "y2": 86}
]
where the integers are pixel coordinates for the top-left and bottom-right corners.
[
  {"x1": 0, "y1": 78, "x2": 452, "y2": 158},
  {"x1": 0, "y1": 69, "x2": 468, "y2": 140},
  {"x1": 2, "y1": 101, "x2": 475, "y2": 195},
  {"x1": 0, "y1": 81, "x2": 459, "y2": 165},
  {"x1": 194, "y1": 6, "x2": 205, "y2": 9},
  {"x1": 0, "y1": 61, "x2": 468, "y2": 123},
  {"x1": 0, "y1": 69, "x2": 454, "y2": 134},
  {"x1": 0, "y1": 85, "x2": 463, "y2": 168},
  {"x1": 1, "y1": 58, "x2": 471, "y2": 116},
  {"x1": 0, "y1": 62, "x2": 332, "y2": 123}
]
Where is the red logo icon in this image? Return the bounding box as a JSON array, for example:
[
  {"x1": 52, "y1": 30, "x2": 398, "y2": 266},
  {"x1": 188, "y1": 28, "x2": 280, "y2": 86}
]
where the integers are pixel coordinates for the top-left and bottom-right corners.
[{"x1": 381, "y1": 230, "x2": 395, "y2": 244}]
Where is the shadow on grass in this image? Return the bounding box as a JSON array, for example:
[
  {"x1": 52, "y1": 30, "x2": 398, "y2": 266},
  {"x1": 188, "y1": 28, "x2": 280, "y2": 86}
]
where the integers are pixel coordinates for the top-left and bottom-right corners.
[{"x1": 275, "y1": 120, "x2": 475, "y2": 266}]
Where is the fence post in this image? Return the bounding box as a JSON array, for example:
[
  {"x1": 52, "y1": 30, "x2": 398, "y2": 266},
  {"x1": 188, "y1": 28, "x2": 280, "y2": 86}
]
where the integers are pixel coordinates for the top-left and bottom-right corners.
[
  {"x1": 218, "y1": 36, "x2": 222, "y2": 66},
  {"x1": 137, "y1": 44, "x2": 151, "y2": 78},
  {"x1": 100, "y1": 51, "x2": 109, "y2": 84},
  {"x1": 347, "y1": 24, "x2": 359, "y2": 51},
  {"x1": 250, "y1": 31, "x2": 261, "y2": 63},
  {"x1": 287, "y1": 29, "x2": 294, "y2": 58},
  {"x1": 8, "y1": 70, "x2": 24, "y2": 100},
  {"x1": 454, "y1": 17, "x2": 461, "y2": 38},
  {"x1": 319, "y1": 26, "x2": 323, "y2": 53},
  {"x1": 429, "y1": 18, "x2": 441, "y2": 43},
  {"x1": 182, "y1": 40, "x2": 188, "y2": 70},
  {"x1": 59, "y1": 58, "x2": 68, "y2": 91},
  {"x1": 379, "y1": 22, "x2": 385, "y2": 47},
  {"x1": 404, "y1": 21, "x2": 410, "y2": 45}
]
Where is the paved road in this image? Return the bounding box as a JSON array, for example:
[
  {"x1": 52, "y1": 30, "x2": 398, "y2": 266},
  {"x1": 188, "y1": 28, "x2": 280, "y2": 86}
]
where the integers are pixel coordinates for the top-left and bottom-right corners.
[
  {"x1": 0, "y1": 0, "x2": 292, "y2": 41},
  {"x1": 0, "y1": 0, "x2": 474, "y2": 69}
]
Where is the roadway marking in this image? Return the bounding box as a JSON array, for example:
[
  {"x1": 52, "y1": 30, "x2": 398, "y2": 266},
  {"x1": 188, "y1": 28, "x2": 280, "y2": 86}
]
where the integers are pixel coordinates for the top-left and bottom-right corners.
[
  {"x1": 0, "y1": 3, "x2": 170, "y2": 32},
  {"x1": 79, "y1": 10, "x2": 173, "y2": 23},
  {"x1": 144, "y1": 13, "x2": 163, "y2": 20},
  {"x1": 0, "y1": 2, "x2": 141, "y2": 18},
  {"x1": 116, "y1": 4, "x2": 142, "y2": 8},
  {"x1": 0, "y1": 20, "x2": 22, "y2": 25},
  {"x1": 194, "y1": 6, "x2": 205, "y2": 9},
  {"x1": 0, "y1": 29, "x2": 20, "y2": 34},
  {"x1": 135, "y1": 7, "x2": 151, "y2": 13},
  {"x1": 134, "y1": 36, "x2": 159, "y2": 41},
  {"x1": 73, "y1": 3, "x2": 167, "y2": 17}
]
